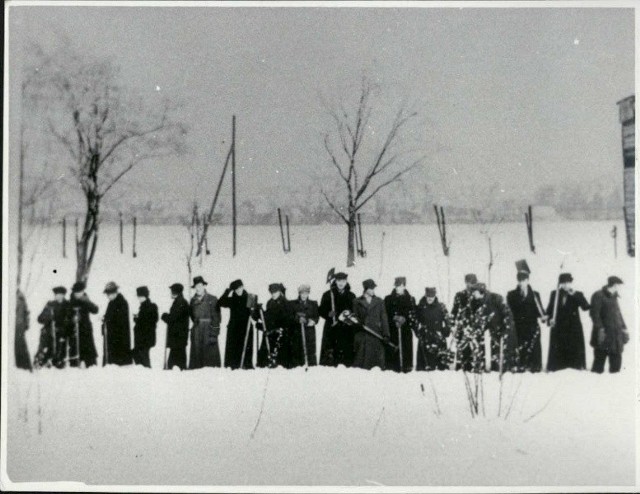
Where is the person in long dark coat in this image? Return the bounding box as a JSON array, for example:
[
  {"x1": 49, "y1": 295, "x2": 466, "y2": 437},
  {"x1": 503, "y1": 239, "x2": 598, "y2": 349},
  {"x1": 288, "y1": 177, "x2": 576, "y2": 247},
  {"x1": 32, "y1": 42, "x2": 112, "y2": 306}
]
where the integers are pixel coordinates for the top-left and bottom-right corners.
[
  {"x1": 257, "y1": 283, "x2": 293, "y2": 368},
  {"x1": 189, "y1": 276, "x2": 222, "y2": 369},
  {"x1": 132, "y1": 286, "x2": 158, "y2": 368},
  {"x1": 589, "y1": 276, "x2": 629, "y2": 374},
  {"x1": 289, "y1": 284, "x2": 320, "y2": 368},
  {"x1": 546, "y1": 273, "x2": 590, "y2": 371},
  {"x1": 451, "y1": 273, "x2": 477, "y2": 369},
  {"x1": 384, "y1": 277, "x2": 416, "y2": 373},
  {"x1": 15, "y1": 289, "x2": 33, "y2": 371},
  {"x1": 103, "y1": 282, "x2": 133, "y2": 366},
  {"x1": 351, "y1": 279, "x2": 390, "y2": 370},
  {"x1": 68, "y1": 281, "x2": 99, "y2": 368},
  {"x1": 507, "y1": 272, "x2": 546, "y2": 372},
  {"x1": 161, "y1": 283, "x2": 190, "y2": 370},
  {"x1": 415, "y1": 287, "x2": 451, "y2": 371},
  {"x1": 34, "y1": 286, "x2": 71, "y2": 369},
  {"x1": 465, "y1": 283, "x2": 517, "y2": 373},
  {"x1": 451, "y1": 274, "x2": 477, "y2": 327},
  {"x1": 319, "y1": 272, "x2": 356, "y2": 367},
  {"x1": 219, "y1": 279, "x2": 254, "y2": 370}
]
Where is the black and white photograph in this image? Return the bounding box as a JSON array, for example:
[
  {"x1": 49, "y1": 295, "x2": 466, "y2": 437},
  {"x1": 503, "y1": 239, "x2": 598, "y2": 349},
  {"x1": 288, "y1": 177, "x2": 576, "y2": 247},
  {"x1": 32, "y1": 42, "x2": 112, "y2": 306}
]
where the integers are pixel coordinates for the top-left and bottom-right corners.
[{"x1": 1, "y1": 1, "x2": 637, "y2": 491}]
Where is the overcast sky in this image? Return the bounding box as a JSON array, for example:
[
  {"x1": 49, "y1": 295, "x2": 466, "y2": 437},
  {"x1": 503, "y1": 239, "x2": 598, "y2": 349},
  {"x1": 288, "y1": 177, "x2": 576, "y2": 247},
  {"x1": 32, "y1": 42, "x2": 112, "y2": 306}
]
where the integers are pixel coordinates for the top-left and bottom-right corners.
[{"x1": 9, "y1": 5, "x2": 635, "y2": 211}]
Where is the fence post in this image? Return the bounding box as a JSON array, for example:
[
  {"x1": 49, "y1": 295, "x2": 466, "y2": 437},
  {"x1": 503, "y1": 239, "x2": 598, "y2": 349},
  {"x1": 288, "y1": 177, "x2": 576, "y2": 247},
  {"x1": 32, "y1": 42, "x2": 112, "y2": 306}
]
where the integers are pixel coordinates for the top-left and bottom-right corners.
[
  {"x1": 119, "y1": 212, "x2": 123, "y2": 254},
  {"x1": 132, "y1": 216, "x2": 137, "y2": 258},
  {"x1": 62, "y1": 217, "x2": 67, "y2": 258}
]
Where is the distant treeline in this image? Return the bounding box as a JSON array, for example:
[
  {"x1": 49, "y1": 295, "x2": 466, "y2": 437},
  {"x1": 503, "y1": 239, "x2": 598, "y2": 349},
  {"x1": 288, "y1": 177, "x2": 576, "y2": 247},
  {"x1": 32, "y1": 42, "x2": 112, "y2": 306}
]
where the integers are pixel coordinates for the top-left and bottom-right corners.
[{"x1": 30, "y1": 176, "x2": 624, "y2": 225}]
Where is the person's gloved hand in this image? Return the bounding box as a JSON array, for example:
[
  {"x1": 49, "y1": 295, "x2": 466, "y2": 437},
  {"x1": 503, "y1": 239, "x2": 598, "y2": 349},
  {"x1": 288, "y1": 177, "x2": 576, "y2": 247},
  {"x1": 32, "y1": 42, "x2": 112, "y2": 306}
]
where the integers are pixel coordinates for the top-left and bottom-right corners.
[
  {"x1": 597, "y1": 327, "x2": 606, "y2": 346},
  {"x1": 307, "y1": 320, "x2": 315, "y2": 327},
  {"x1": 622, "y1": 329, "x2": 630, "y2": 345}
]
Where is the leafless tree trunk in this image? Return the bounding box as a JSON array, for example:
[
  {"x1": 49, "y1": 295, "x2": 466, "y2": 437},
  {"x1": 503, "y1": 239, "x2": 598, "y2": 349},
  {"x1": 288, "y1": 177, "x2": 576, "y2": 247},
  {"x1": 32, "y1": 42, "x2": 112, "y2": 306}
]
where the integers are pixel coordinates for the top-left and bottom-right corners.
[{"x1": 320, "y1": 77, "x2": 424, "y2": 267}]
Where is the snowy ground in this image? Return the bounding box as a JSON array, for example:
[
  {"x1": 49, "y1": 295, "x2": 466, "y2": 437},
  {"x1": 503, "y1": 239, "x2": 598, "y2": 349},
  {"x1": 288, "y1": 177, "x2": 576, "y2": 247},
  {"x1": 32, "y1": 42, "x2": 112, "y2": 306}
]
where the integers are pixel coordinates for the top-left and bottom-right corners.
[{"x1": 3, "y1": 221, "x2": 637, "y2": 489}]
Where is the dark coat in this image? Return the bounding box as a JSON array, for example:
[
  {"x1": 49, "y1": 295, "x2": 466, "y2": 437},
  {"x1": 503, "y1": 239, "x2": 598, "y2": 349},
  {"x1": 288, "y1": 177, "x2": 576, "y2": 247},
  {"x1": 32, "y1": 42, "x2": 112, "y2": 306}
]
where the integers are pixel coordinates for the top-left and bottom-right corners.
[
  {"x1": 352, "y1": 295, "x2": 390, "y2": 370},
  {"x1": 34, "y1": 300, "x2": 72, "y2": 367},
  {"x1": 258, "y1": 295, "x2": 293, "y2": 368},
  {"x1": 384, "y1": 290, "x2": 416, "y2": 373},
  {"x1": 103, "y1": 293, "x2": 133, "y2": 366},
  {"x1": 219, "y1": 289, "x2": 253, "y2": 369},
  {"x1": 133, "y1": 299, "x2": 158, "y2": 349},
  {"x1": 15, "y1": 290, "x2": 32, "y2": 371},
  {"x1": 589, "y1": 287, "x2": 628, "y2": 354},
  {"x1": 507, "y1": 286, "x2": 544, "y2": 372},
  {"x1": 319, "y1": 283, "x2": 357, "y2": 367},
  {"x1": 289, "y1": 297, "x2": 320, "y2": 367},
  {"x1": 68, "y1": 293, "x2": 99, "y2": 367},
  {"x1": 161, "y1": 295, "x2": 190, "y2": 349},
  {"x1": 189, "y1": 291, "x2": 222, "y2": 369},
  {"x1": 464, "y1": 292, "x2": 517, "y2": 372},
  {"x1": 451, "y1": 289, "x2": 473, "y2": 326},
  {"x1": 415, "y1": 296, "x2": 451, "y2": 371},
  {"x1": 546, "y1": 289, "x2": 590, "y2": 371}
]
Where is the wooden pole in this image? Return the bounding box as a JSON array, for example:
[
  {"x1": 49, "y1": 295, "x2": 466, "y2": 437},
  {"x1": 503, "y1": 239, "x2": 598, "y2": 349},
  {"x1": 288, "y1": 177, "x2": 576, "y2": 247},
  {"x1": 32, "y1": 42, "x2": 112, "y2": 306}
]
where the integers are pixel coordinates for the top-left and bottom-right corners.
[
  {"x1": 197, "y1": 147, "x2": 233, "y2": 256},
  {"x1": 202, "y1": 214, "x2": 210, "y2": 255},
  {"x1": 62, "y1": 217, "x2": 67, "y2": 258},
  {"x1": 75, "y1": 218, "x2": 79, "y2": 243},
  {"x1": 278, "y1": 208, "x2": 286, "y2": 252},
  {"x1": 132, "y1": 216, "x2": 137, "y2": 258},
  {"x1": 285, "y1": 215, "x2": 291, "y2": 252},
  {"x1": 611, "y1": 225, "x2": 618, "y2": 259},
  {"x1": 526, "y1": 205, "x2": 535, "y2": 253},
  {"x1": 356, "y1": 213, "x2": 366, "y2": 257},
  {"x1": 119, "y1": 212, "x2": 123, "y2": 254},
  {"x1": 232, "y1": 115, "x2": 237, "y2": 257}
]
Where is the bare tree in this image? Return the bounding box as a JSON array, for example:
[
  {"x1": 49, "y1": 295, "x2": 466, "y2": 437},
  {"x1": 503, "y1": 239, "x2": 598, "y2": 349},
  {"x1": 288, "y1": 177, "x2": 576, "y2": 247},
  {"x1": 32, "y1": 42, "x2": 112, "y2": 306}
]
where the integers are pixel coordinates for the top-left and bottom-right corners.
[
  {"x1": 39, "y1": 45, "x2": 186, "y2": 282},
  {"x1": 320, "y1": 77, "x2": 424, "y2": 266},
  {"x1": 473, "y1": 209, "x2": 504, "y2": 290}
]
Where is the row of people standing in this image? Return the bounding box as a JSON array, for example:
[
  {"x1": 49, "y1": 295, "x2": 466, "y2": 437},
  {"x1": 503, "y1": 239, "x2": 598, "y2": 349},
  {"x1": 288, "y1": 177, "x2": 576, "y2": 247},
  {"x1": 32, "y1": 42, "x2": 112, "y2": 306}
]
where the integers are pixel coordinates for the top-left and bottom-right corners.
[{"x1": 30, "y1": 269, "x2": 628, "y2": 374}]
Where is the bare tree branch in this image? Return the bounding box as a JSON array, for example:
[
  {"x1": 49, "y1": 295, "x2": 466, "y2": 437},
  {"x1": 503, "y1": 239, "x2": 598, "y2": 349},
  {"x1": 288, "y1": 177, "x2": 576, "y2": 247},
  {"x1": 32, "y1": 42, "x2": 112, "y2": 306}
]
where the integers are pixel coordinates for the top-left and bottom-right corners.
[
  {"x1": 321, "y1": 189, "x2": 348, "y2": 223},
  {"x1": 47, "y1": 119, "x2": 79, "y2": 162},
  {"x1": 355, "y1": 108, "x2": 417, "y2": 203},
  {"x1": 323, "y1": 134, "x2": 349, "y2": 185},
  {"x1": 356, "y1": 159, "x2": 423, "y2": 211}
]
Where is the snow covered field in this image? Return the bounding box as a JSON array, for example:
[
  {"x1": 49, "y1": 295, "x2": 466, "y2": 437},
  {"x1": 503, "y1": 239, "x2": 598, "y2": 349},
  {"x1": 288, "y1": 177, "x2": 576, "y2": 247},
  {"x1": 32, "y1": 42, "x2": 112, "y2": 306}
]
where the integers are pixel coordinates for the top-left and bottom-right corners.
[{"x1": 3, "y1": 221, "x2": 637, "y2": 489}]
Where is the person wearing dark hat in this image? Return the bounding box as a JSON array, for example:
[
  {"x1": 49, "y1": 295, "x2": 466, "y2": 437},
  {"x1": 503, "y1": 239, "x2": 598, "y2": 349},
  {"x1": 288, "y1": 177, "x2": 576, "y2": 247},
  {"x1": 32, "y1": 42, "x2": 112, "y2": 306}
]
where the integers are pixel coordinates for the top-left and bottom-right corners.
[
  {"x1": 589, "y1": 276, "x2": 628, "y2": 374},
  {"x1": 189, "y1": 276, "x2": 222, "y2": 369},
  {"x1": 68, "y1": 281, "x2": 99, "y2": 368},
  {"x1": 319, "y1": 271, "x2": 356, "y2": 367},
  {"x1": 458, "y1": 282, "x2": 517, "y2": 373},
  {"x1": 161, "y1": 283, "x2": 190, "y2": 370},
  {"x1": 132, "y1": 286, "x2": 158, "y2": 368},
  {"x1": 546, "y1": 273, "x2": 590, "y2": 372},
  {"x1": 289, "y1": 284, "x2": 320, "y2": 368},
  {"x1": 351, "y1": 279, "x2": 390, "y2": 370},
  {"x1": 102, "y1": 282, "x2": 133, "y2": 366},
  {"x1": 384, "y1": 277, "x2": 416, "y2": 373},
  {"x1": 415, "y1": 287, "x2": 452, "y2": 371},
  {"x1": 219, "y1": 279, "x2": 254, "y2": 370},
  {"x1": 258, "y1": 283, "x2": 294, "y2": 368},
  {"x1": 34, "y1": 286, "x2": 72, "y2": 369},
  {"x1": 507, "y1": 271, "x2": 546, "y2": 373}
]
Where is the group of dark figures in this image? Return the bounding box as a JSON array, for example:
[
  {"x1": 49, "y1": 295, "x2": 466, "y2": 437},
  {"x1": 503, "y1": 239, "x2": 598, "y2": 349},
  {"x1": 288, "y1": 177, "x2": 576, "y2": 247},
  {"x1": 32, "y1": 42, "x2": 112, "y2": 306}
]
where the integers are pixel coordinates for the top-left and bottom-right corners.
[{"x1": 19, "y1": 267, "x2": 629, "y2": 375}]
